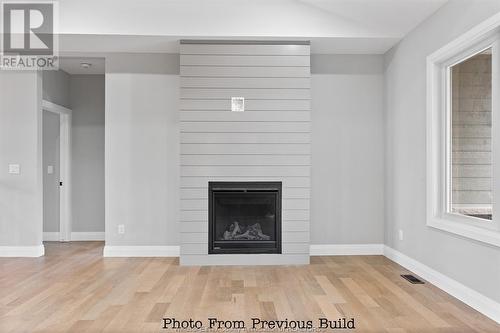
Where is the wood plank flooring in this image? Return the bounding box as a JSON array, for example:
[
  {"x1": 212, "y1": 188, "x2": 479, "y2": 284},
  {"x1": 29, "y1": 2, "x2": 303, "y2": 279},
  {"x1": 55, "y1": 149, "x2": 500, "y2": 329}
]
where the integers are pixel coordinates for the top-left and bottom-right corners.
[{"x1": 0, "y1": 242, "x2": 498, "y2": 332}]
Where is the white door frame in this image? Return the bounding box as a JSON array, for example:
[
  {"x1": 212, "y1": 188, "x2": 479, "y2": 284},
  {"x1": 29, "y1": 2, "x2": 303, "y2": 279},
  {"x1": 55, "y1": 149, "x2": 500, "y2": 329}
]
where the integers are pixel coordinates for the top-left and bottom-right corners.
[{"x1": 42, "y1": 100, "x2": 72, "y2": 242}]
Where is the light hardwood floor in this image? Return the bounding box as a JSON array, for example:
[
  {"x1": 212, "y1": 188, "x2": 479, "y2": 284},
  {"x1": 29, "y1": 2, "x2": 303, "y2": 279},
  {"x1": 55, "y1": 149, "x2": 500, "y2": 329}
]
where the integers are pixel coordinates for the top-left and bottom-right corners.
[{"x1": 0, "y1": 242, "x2": 498, "y2": 332}]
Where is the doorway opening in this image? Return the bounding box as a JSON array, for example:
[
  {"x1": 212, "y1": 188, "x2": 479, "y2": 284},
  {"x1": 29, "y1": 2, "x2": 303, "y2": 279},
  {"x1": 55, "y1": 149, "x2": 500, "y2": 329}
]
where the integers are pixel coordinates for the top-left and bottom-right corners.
[{"x1": 42, "y1": 57, "x2": 105, "y2": 244}]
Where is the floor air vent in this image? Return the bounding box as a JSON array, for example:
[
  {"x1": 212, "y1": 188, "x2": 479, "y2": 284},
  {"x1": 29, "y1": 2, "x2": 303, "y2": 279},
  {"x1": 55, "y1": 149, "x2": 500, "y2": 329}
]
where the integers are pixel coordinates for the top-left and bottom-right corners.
[{"x1": 401, "y1": 274, "x2": 425, "y2": 284}]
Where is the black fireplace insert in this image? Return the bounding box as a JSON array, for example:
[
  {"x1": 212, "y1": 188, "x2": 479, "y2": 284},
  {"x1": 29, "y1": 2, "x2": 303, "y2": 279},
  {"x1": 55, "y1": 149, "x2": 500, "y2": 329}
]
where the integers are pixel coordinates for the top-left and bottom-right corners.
[{"x1": 208, "y1": 182, "x2": 282, "y2": 254}]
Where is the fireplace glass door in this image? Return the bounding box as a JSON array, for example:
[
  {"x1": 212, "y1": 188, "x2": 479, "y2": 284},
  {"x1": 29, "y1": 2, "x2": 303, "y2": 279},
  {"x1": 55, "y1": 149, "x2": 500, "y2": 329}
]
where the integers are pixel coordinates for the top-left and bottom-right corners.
[{"x1": 209, "y1": 182, "x2": 281, "y2": 254}]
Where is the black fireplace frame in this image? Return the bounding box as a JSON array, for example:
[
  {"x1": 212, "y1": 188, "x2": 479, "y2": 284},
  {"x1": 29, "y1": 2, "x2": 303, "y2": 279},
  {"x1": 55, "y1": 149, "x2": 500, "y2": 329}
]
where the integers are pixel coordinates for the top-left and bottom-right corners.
[{"x1": 208, "y1": 181, "x2": 282, "y2": 254}]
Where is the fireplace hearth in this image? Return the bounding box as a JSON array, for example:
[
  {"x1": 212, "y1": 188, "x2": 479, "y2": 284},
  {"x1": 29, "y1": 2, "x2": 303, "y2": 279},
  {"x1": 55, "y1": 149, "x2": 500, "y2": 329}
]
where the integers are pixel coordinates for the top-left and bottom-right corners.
[{"x1": 208, "y1": 182, "x2": 282, "y2": 254}]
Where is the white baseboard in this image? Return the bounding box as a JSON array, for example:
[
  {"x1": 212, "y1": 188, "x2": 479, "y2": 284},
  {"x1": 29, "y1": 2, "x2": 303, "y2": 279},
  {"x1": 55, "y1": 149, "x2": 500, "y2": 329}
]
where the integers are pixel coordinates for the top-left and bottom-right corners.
[
  {"x1": 310, "y1": 243, "x2": 384, "y2": 255},
  {"x1": 43, "y1": 232, "x2": 105, "y2": 241},
  {"x1": 0, "y1": 245, "x2": 45, "y2": 257},
  {"x1": 101, "y1": 244, "x2": 384, "y2": 257},
  {"x1": 384, "y1": 245, "x2": 500, "y2": 324},
  {"x1": 103, "y1": 245, "x2": 180, "y2": 257}
]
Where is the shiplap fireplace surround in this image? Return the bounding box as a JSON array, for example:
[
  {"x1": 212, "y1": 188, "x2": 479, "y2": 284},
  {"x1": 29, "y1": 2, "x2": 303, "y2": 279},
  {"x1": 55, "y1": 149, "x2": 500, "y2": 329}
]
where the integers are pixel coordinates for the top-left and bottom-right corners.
[{"x1": 179, "y1": 40, "x2": 311, "y2": 265}]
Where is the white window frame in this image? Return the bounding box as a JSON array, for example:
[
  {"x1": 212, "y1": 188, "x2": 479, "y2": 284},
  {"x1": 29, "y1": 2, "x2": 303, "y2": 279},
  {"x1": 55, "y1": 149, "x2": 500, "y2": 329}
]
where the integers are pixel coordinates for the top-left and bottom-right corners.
[{"x1": 427, "y1": 14, "x2": 500, "y2": 247}]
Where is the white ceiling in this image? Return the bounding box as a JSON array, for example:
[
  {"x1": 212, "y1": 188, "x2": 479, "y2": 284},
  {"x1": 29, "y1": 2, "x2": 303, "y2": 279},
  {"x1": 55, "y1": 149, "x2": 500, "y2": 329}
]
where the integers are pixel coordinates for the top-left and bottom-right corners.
[
  {"x1": 57, "y1": 0, "x2": 448, "y2": 55},
  {"x1": 59, "y1": 57, "x2": 105, "y2": 75}
]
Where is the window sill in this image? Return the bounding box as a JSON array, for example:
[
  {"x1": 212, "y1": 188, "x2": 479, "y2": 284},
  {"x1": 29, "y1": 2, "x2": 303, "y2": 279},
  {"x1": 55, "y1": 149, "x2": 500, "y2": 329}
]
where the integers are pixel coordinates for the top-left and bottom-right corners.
[{"x1": 427, "y1": 217, "x2": 500, "y2": 248}]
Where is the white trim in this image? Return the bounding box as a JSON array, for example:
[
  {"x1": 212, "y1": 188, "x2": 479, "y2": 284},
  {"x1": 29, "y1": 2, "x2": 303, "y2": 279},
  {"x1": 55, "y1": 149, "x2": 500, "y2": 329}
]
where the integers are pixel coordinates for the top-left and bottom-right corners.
[
  {"x1": 309, "y1": 244, "x2": 384, "y2": 256},
  {"x1": 427, "y1": 12, "x2": 500, "y2": 64},
  {"x1": 42, "y1": 100, "x2": 73, "y2": 242},
  {"x1": 492, "y1": 32, "x2": 500, "y2": 243},
  {"x1": 426, "y1": 13, "x2": 500, "y2": 247},
  {"x1": 427, "y1": 219, "x2": 500, "y2": 247},
  {"x1": 0, "y1": 245, "x2": 45, "y2": 257},
  {"x1": 70, "y1": 232, "x2": 104, "y2": 241},
  {"x1": 384, "y1": 246, "x2": 500, "y2": 324},
  {"x1": 103, "y1": 246, "x2": 180, "y2": 257},
  {"x1": 42, "y1": 100, "x2": 72, "y2": 115}
]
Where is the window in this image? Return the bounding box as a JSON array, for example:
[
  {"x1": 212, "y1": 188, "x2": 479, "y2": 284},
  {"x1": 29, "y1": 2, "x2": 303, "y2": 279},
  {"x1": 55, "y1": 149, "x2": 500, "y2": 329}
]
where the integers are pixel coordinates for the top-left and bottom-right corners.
[
  {"x1": 449, "y1": 49, "x2": 492, "y2": 221},
  {"x1": 427, "y1": 21, "x2": 500, "y2": 247}
]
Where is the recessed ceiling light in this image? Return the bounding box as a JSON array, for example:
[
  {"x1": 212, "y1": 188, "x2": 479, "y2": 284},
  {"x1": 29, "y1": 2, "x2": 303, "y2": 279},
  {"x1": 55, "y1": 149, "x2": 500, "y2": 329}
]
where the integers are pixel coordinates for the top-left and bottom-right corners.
[{"x1": 80, "y1": 62, "x2": 92, "y2": 69}]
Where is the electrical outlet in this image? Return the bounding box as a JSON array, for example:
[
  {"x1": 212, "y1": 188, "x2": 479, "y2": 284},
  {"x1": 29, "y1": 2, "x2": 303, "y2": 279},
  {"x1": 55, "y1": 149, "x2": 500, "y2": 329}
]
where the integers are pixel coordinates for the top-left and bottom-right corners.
[
  {"x1": 118, "y1": 224, "x2": 125, "y2": 234},
  {"x1": 8, "y1": 164, "x2": 20, "y2": 174},
  {"x1": 398, "y1": 229, "x2": 404, "y2": 241}
]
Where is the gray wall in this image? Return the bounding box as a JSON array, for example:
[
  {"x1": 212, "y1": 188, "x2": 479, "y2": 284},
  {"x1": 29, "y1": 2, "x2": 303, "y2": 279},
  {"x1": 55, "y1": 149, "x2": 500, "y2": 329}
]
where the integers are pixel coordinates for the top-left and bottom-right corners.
[
  {"x1": 42, "y1": 111, "x2": 60, "y2": 232},
  {"x1": 71, "y1": 75, "x2": 105, "y2": 232},
  {"x1": 384, "y1": 0, "x2": 500, "y2": 303},
  {"x1": 42, "y1": 70, "x2": 71, "y2": 108},
  {"x1": 105, "y1": 54, "x2": 179, "y2": 246},
  {"x1": 103, "y1": 52, "x2": 385, "y2": 252},
  {"x1": 0, "y1": 71, "x2": 43, "y2": 247},
  {"x1": 179, "y1": 42, "x2": 311, "y2": 265},
  {"x1": 311, "y1": 55, "x2": 384, "y2": 245}
]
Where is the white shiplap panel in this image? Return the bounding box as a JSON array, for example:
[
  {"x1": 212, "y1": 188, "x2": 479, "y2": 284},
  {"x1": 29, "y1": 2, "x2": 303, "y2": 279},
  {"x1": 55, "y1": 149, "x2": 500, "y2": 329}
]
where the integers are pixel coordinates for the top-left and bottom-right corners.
[
  {"x1": 181, "y1": 166, "x2": 310, "y2": 177},
  {"x1": 181, "y1": 199, "x2": 309, "y2": 211},
  {"x1": 181, "y1": 210, "x2": 207, "y2": 222},
  {"x1": 181, "y1": 200, "x2": 206, "y2": 211},
  {"x1": 181, "y1": 132, "x2": 311, "y2": 144},
  {"x1": 180, "y1": 254, "x2": 309, "y2": 265},
  {"x1": 181, "y1": 77, "x2": 310, "y2": 89},
  {"x1": 284, "y1": 188, "x2": 311, "y2": 198},
  {"x1": 181, "y1": 243, "x2": 309, "y2": 256},
  {"x1": 181, "y1": 66, "x2": 310, "y2": 78},
  {"x1": 181, "y1": 143, "x2": 311, "y2": 155},
  {"x1": 180, "y1": 44, "x2": 310, "y2": 56},
  {"x1": 181, "y1": 222, "x2": 208, "y2": 233},
  {"x1": 180, "y1": 176, "x2": 311, "y2": 188},
  {"x1": 180, "y1": 111, "x2": 310, "y2": 122},
  {"x1": 181, "y1": 243, "x2": 207, "y2": 255},
  {"x1": 282, "y1": 243, "x2": 310, "y2": 254},
  {"x1": 180, "y1": 42, "x2": 311, "y2": 265},
  {"x1": 180, "y1": 234, "x2": 310, "y2": 248},
  {"x1": 181, "y1": 154, "x2": 311, "y2": 166},
  {"x1": 283, "y1": 199, "x2": 310, "y2": 210},
  {"x1": 181, "y1": 121, "x2": 310, "y2": 133},
  {"x1": 180, "y1": 187, "x2": 310, "y2": 199},
  {"x1": 180, "y1": 55, "x2": 310, "y2": 67},
  {"x1": 181, "y1": 99, "x2": 311, "y2": 111},
  {"x1": 181, "y1": 232, "x2": 207, "y2": 244},
  {"x1": 181, "y1": 88, "x2": 310, "y2": 100},
  {"x1": 181, "y1": 209, "x2": 309, "y2": 222},
  {"x1": 282, "y1": 220, "x2": 309, "y2": 232},
  {"x1": 283, "y1": 210, "x2": 310, "y2": 221},
  {"x1": 283, "y1": 232, "x2": 309, "y2": 243}
]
